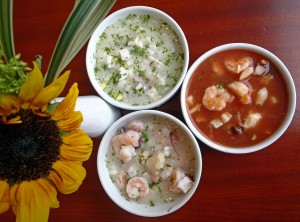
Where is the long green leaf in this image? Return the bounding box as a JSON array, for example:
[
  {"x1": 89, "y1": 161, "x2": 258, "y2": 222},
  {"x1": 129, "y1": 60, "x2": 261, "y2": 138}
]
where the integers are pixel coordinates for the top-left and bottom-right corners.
[
  {"x1": 0, "y1": 0, "x2": 15, "y2": 62},
  {"x1": 45, "y1": 0, "x2": 116, "y2": 86}
]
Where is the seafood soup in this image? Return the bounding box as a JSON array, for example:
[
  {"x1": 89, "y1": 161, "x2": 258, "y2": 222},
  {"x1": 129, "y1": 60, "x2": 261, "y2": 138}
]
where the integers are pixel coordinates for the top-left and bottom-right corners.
[
  {"x1": 185, "y1": 50, "x2": 288, "y2": 147},
  {"x1": 93, "y1": 13, "x2": 184, "y2": 106},
  {"x1": 106, "y1": 115, "x2": 196, "y2": 206}
]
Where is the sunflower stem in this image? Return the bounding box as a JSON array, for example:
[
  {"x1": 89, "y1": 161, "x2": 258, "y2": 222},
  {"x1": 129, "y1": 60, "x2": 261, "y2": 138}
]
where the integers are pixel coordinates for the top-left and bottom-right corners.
[{"x1": 44, "y1": 0, "x2": 116, "y2": 87}]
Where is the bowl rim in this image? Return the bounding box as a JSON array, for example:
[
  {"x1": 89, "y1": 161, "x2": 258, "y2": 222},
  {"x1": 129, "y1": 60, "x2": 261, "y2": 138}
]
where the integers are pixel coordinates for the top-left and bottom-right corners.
[
  {"x1": 180, "y1": 42, "x2": 297, "y2": 154},
  {"x1": 97, "y1": 109, "x2": 202, "y2": 217},
  {"x1": 86, "y1": 6, "x2": 189, "y2": 110}
]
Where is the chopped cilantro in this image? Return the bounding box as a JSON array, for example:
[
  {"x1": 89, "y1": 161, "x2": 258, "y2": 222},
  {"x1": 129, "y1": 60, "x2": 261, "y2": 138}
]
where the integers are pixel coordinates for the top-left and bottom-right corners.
[{"x1": 141, "y1": 131, "x2": 149, "y2": 143}]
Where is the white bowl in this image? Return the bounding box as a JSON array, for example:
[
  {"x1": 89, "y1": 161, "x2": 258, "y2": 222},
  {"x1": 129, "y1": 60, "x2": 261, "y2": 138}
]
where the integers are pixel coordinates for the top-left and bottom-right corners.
[
  {"x1": 86, "y1": 6, "x2": 189, "y2": 110},
  {"x1": 181, "y1": 43, "x2": 296, "y2": 154},
  {"x1": 97, "y1": 110, "x2": 202, "y2": 217}
]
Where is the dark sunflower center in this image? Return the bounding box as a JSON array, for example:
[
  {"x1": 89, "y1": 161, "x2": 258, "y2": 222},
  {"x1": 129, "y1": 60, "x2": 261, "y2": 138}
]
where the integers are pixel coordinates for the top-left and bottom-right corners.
[{"x1": 0, "y1": 109, "x2": 62, "y2": 185}]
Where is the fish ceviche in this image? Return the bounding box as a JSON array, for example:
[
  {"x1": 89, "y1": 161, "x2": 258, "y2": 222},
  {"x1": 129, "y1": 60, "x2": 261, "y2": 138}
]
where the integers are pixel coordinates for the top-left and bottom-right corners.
[
  {"x1": 93, "y1": 13, "x2": 184, "y2": 106},
  {"x1": 186, "y1": 49, "x2": 288, "y2": 147},
  {"x1": 106, "y1": 116, "x2": 196, "y2": 206}
]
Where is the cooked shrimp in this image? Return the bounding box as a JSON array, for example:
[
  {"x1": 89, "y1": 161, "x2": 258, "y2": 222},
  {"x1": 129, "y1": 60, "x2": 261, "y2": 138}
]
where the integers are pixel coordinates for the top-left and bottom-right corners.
[
  {"x1": 124, "y1": 130, "x2": 141, "y2": 147},
  {"x1": 202, "y1": 85, "x2": 234, "y2": 111},
  {"x1": 111, "y1": 134, "x2": 135, "y2": 150},
  {"x1": 145, "y1": 151, "x2": 165, "y2": 183},
  {"x1": 119, "y1": 145, "x2": 136, "y2": 162},
  {"x1": 225, "y1": 57, "x2": 253, "y2": 73},
  {"x1": 169, "y1": 168, "x2": 185, "y2": 193},
  {"x1": 111, "y1": 134, "x2": 136, "y2": 161},
  {"x1": 127, "y1": 120, "x2": 145, "y2": 132},
  {"x1": 227, "y1": 81, "x2": 249, "y2": 97},
  {"x1": 227, "y1": 81, "x2": 251, "y2": 104},
  {"x1": 126, "y1": 176, "x2": 150, "y2": 198},
  {"x1": 169, "y1": 168, "x2": 193, "y2": 194}
]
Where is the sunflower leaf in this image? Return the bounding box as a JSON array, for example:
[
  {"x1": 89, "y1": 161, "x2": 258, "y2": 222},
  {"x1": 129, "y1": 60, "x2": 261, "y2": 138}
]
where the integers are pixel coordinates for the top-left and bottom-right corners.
[
  {"x1": 44, "y1": 0, "x2": 116, "y2": 86},
  {"x1": 0, "y1": 0, "x2": 15, "y2": 63}
]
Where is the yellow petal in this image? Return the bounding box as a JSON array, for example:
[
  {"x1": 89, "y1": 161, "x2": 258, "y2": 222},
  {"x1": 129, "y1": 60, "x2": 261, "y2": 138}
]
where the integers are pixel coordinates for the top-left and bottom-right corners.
[
  {"x1": 0, "y1": 181, "x2": 10, "y2": 214},
  {"x1": 52, "y1": 83, "x2": 79, "y2": 120},
  {"x1": 10, "y1": 178, "x2": 58, "y2": 222},
  {"x1": 35, "y1": 179, "x2": 59, "y2": 209},
  {"x1": 56, "y1": 111, "x2": 83, "y2": 131},
  {"x1": 60, "y1": 130, "x2": 93, "y2": 162},
  {"x1": 2, "y1": 116, "x2": 22, "y2": 124},
  {"x1": 60, "y1": 143, "x2": 92, "y2": 162},
  {"x1": 49, "y1": 160, "x2": 86, "y2": 194},
  {"x1": 31, "y1": 70, "x2": 70, "y2": 111},
  {"x1": 0, "y1": 95, "x2": 20, "y2": 116},
  {"x1": 62, "y1": 129, "x2": 93, "y2": 147},
  {"x1": 18, "y1": 62, "x2": 44, "y2": 109}
]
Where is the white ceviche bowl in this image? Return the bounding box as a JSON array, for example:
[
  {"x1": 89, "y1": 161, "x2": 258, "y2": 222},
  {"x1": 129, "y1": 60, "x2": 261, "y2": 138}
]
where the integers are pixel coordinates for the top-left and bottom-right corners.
[
  {"x1": 97, "y1": 110, "x2": 202, "y2": 217},
  {"x1": 181, "y1": 43, "x2": 296, "y2": 154},
  {"x1": 86, "y1": 6, "x2": 189, "y2": 110}
]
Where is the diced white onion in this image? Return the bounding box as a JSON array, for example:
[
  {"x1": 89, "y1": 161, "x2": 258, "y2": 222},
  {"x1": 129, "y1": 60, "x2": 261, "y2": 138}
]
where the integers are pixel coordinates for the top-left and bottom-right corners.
[
  {"x1": 118, "y1": 67, "x2": 129, "y2": 81},
  {"x1": 177, "y1": 176, "x2": 194, "y2": 193},
  {"x1": 127, "y1": 164, "x2": 138, "y2": 177},
  {"x1": 270, "y1": 96, "x2": 278, "y2": 104},
  {"x1": 186, "y1": 95, "x2": 194, "y2": 107},
  {"x1": 119, "y1": 48, "x2": 130, "y2": 61},
  {"x1": 163, "y1": 146, "x2": 174, "y2": 157},
  {"x1": 105, "y1": 55, "x2": 114, "y2": 68},
  {"x1": 210, "y1": 118, "x2": 223, "y2": 129},
  {"x1": 189, "y1": 103, "x2": 201, "y2": 114},
  {"x1": 220, "y1": 112, "x2": 232, "y2": 123}
]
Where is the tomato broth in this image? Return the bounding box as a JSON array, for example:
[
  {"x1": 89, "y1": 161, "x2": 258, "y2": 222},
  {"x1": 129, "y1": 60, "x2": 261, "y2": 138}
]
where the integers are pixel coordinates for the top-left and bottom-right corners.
[{"x1": 186, "y1": 50, "x2": 288, "y2": 147}]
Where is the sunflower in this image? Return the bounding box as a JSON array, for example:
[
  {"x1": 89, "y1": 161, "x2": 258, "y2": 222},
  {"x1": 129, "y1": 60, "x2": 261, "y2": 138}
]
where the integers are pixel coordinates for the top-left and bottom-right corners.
[{"x1": 0, "y1": 62, "x2": 93, "y2": 222}]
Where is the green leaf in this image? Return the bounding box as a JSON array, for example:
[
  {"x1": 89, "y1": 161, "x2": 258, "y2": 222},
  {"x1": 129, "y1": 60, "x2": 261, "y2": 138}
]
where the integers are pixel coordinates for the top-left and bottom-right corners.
[
  {"x1": 44, "y1": 0, "x2": 116, "y2": 86},
  {"x1": 0, "y1": 0, "x2": 15, "y2": 62}
]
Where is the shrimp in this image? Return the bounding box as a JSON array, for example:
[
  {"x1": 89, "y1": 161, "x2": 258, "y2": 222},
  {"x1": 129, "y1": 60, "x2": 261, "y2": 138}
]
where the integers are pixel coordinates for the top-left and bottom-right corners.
[
  {"x1": 119, "y1": 145, "x2": 136, "y2": 163},
  {"x1": 225, "y1": 57, "x2": 253, "y2": 73},
  {"x1": 111, "y1": 134, "x2": 135, "y2": 150},
  {"x1": 126, "y1": 176, "x2": 150, "y2": 198},
  {"x1": 202, "y1": 85, "x2": 234, "y2": 111},
  {"x1": 168, "y1": 168, "x2": 194, "y2": 194},
  {"x1": 127, "y1": 120, "x2": 145, "y2": 132},
  {"x1": 227, "y1": 81, "x2": 251, "y2": 104},
  {"x1": 124, "y1": 130, "x2": 141, "y2": 148},
  {"x1": 145, "y1": 151, "x2": 165, "y2": 183},
  {"x1": 111, "y1": 134, "x2": 136, "y2": 162}
]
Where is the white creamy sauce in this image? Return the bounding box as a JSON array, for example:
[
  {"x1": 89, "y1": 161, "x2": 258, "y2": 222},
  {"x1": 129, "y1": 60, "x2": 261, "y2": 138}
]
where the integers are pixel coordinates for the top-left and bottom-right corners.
[
  {"x1": 94, "y1": 14, "x2": 184, "y2": 106},
  {"x1": 106, "y1": 116, "x2": 196, "y2": 207}
]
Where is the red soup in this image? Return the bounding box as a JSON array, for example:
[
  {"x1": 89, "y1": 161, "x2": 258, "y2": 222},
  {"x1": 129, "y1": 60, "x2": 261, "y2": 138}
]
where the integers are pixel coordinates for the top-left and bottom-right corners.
[{"x1": 186, "y1": 50, "x2": 288, "y2": 147}]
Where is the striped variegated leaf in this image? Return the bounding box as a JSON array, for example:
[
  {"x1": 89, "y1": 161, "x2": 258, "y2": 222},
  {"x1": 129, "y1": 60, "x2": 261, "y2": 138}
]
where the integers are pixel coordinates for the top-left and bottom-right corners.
[
  {"x1": 0, "y1": 0, "x2": 15, "y2": 62},
  {"x1": 44, "y1": 0, "x2": 116, "y2": 86}
]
